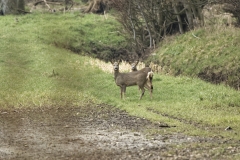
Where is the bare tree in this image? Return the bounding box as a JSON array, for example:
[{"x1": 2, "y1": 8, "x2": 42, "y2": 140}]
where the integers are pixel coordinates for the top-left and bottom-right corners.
[{"x1": 111, "y1": 0, "x2": 208, "y2": 57}]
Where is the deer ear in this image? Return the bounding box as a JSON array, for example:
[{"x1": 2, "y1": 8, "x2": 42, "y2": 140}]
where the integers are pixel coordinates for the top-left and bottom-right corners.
[{"x1": 110, "y1": 59, "x2": 114, "y2": 64}]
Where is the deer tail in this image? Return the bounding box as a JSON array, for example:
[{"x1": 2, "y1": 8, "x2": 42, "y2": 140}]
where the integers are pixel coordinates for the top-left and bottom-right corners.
[
  {"x1": 147, "y1": 71, "x2": 154, "y2": 90},
  {"x1": 147, "y1": 71, "x2": 154, "y2": 81}
]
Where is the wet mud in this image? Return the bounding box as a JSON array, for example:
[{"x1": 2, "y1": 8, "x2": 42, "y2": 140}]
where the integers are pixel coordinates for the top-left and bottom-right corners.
[{"x1": 0, "y1": 104, "x2": 239, "y2": 159}]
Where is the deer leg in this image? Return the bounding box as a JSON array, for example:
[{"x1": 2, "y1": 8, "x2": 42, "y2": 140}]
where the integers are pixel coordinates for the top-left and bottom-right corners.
[
  {"x1": 139, "y1": 87, "x2": 145, "y2": 100},
  {"x1": 144, "y1": 83, "x2": 153, "y2": 99},
  {"x1": 123, "y1": 85, "x2": 126, "y2": 100},
  {"x1": 120, "y1": 85, "x2": 126, "y2": 100},
  {"x1": 120, "y1": 87, "x2": 123, "y2": 99}
]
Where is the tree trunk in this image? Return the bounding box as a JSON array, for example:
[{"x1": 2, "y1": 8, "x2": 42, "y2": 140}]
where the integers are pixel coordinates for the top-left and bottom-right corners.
[
  {"x1": 173, "y1": 3, "x2": 184, "y2": 34},
  {"x1": 17, "y1": 0, "x2": 25, "y2": 11},
  {"x1": 84, "y1": 0, "x2": 108, "y2": 14},
  {"x1": 137, "y1": 0, "x2": 152, "y2": 48},
  {"x1": 190, "y1": 1, "x2": 204, "y2": 27},
  {"x1": 0, "y1": 0, "x2": 25, "y2": 14},
  {"x1": 182, "y1": 0, "x2": 194, "y2": 30},
  {"x1": 0, "y1": 0, "x2": 8, "y2": 15}
]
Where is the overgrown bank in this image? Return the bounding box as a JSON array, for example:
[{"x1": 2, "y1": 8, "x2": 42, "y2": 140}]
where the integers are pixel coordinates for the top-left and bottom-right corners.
[
  {"x1": 148, "y1": 26, "x2": 240, "y2": 90},
  {"x1": 24, "y1": 12, "x2": 131, "y2": 62}
]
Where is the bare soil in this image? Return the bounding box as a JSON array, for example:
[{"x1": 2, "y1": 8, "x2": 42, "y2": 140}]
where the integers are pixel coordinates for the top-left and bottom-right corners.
[{"x1": 0, "y1": 104, "x2": 239, "y2": 160}]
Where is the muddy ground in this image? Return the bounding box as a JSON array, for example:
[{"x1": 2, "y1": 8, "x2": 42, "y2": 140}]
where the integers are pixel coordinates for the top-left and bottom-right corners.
[{"x1": 0, "y1": 104, "x2": 239, "y2": 160}]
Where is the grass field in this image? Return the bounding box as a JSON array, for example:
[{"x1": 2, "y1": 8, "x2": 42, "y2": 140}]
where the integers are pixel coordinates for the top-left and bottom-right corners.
[{"x1": 1, "y1": 13, "x2": 240, "y2": 142}]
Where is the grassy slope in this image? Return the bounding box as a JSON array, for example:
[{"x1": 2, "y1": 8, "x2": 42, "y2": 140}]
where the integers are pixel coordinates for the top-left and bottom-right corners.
[
  {"x1": 149, "y1": 26, "x2": 240, "y2": 89},
  {"x1": 1, "y1": 13, "x2": 240, "y2": 145}
]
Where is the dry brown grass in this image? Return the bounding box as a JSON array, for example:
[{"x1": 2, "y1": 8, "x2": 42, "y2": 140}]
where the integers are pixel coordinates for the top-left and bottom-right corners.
[
  {"x1": 87, "y1": 58, "x2": 165, "y2": 77},
  {"x1": 87, "y1": 58, "x2": 146, "y2": 73}
]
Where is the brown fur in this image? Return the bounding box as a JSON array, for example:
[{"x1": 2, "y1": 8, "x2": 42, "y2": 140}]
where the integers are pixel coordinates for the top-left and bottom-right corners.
[
  {"x1": 112, "y1": 60, "x2": 153, "y2": 99},
  {"x1": 130, "y1": 60, "x2": 154, "y2": 92}
]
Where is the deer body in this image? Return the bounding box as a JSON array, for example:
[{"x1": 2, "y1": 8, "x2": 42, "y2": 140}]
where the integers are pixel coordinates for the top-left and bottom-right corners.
[
  {"x1": 112, "y1": 61, "x2": 153, "y2": 99},
  {"x1": 130, "y1": 60, "x2": 153, "y2": 94}
]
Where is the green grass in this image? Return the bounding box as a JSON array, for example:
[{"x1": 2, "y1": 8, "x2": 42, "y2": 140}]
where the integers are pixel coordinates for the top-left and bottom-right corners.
[
  {"x1": 92, "y1": 73, "x2": 240, "y2": 139},
  {"x1": 1, "y1": 13, "x2": 240, "y2": 143},
  {"x1": 0, "y1": 13, "x2": 103, "y2": 108}
]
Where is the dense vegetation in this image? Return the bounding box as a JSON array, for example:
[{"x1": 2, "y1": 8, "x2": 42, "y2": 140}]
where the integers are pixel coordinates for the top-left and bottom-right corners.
[{"x1": 0, "y1": 10, "x2": 240, "y2": 150}]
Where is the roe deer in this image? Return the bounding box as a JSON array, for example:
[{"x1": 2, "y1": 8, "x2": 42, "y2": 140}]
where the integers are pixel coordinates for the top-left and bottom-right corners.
[
  {"x1": 130, "y1": 60, "x2": 139, "y2": 71},
  {"x1": 130, "y1": 60, "x2": 153, "y2": 92},
  {"x1": 112, "y1": 60, "x2": 153, "y2": 99}
]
